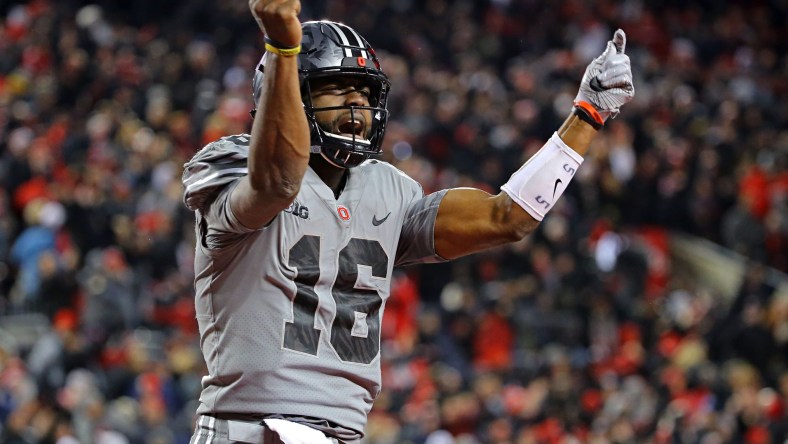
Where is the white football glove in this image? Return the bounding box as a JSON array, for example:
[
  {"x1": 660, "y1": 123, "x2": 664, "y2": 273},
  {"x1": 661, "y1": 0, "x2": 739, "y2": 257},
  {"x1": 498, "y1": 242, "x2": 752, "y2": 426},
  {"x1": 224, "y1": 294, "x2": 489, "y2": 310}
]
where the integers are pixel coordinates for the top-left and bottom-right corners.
[{"x1": 575, "y1": 29, "x2": 634, "y2": 121}]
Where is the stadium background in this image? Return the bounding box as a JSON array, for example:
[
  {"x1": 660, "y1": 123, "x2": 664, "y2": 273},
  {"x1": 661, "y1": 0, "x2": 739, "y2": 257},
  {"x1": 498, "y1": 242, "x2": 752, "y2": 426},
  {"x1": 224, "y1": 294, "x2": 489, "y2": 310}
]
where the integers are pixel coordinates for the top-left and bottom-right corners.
[{"x1": 0, "y1": 0, "x2": 786, "y2": 442}]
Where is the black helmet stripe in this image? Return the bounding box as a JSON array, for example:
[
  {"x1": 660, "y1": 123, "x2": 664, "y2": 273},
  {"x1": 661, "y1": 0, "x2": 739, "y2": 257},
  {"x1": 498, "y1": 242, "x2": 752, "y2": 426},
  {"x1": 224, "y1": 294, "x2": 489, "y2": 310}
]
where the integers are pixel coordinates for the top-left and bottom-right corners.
[
  {"x1": 324, "y1": 22, "x2": 353, "y2": 57},
  {"x1": 340, "y1": 24, "x2": 370, "y2": 58},
  {"x1": 326, "y1": 22, "x2": 369, "y2": 59}
]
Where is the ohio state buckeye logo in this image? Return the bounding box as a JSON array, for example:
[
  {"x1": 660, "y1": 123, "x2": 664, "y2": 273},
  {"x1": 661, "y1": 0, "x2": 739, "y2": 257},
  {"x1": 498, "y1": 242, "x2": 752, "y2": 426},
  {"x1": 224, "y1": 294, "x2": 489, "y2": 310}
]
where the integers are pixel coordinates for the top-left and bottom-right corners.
[{"x1": 337, "y1": 205, "x2": 351, "y2": 221}]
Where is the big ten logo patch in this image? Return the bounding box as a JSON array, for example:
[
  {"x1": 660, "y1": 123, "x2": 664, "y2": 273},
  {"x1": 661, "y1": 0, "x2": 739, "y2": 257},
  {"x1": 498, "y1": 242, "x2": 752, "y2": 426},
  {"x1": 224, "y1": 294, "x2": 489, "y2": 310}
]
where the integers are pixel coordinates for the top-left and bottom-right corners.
[
  {"x1": 337, "y1": 205, "x2": 351, "y2": 221},
  {"x1": 284, "y1": 201, "x2": 309, "y2": 219}
]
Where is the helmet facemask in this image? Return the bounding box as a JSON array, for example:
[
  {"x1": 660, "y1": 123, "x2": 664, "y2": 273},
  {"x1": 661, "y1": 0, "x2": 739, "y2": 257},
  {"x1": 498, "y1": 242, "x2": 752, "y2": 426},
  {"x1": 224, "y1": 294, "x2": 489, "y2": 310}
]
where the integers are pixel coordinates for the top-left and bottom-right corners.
[{"x1": 302, "y1": 73, "x2": 389, "y2": 168}]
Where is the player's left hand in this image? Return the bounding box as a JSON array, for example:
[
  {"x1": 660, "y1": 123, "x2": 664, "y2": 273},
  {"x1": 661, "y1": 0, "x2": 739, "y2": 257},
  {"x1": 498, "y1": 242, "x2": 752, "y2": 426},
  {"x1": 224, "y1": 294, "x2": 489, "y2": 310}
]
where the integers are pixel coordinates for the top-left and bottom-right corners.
[{"x1": 575, "y1": 29, "x2": 634, "y2": 120}]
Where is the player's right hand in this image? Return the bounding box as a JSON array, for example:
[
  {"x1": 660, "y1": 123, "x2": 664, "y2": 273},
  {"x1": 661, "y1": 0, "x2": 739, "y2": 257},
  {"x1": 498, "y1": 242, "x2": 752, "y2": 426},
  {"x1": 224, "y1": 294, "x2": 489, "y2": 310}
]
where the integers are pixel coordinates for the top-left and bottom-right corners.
[
  {"x1": 249, "y1": 0, "x2": 302, "y2": 47},
  {"x1": 575, "y1": 29, "x2": 634, "y2": 120}
]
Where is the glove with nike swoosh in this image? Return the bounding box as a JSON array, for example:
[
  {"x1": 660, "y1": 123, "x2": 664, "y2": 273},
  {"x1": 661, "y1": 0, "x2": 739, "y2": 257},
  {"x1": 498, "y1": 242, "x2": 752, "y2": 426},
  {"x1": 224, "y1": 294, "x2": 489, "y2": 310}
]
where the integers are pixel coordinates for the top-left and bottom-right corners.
[{"x1": 574, "y1": 29, "x2": 635, "y2": 124}]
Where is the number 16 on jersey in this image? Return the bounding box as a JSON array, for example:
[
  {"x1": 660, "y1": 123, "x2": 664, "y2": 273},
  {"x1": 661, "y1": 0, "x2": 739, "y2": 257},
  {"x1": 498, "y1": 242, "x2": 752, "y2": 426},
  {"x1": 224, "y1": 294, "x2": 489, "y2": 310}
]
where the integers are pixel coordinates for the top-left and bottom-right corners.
[{"x1": 284, "y1": 235, "x2": 388, "y2": 365}]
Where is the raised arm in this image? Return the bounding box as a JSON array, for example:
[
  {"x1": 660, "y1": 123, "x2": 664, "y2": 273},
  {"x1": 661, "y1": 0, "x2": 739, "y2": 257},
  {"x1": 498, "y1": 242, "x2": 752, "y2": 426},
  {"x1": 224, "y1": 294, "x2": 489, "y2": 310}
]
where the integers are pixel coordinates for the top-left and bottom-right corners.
[
  {"x1": 231, "y1": 0, "x2": 310, "y2": 229},
  {"x1": 434, "y1": 30, "x2": 634, "y2": 259}
]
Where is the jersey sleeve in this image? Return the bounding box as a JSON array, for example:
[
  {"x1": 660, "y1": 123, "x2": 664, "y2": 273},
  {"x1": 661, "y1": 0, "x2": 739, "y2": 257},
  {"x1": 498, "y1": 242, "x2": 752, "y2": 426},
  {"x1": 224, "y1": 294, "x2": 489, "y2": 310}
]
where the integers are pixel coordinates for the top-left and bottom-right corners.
[
  {"x1": 182, "y1": 135, "x2": 250, "y2": 212},
  {"x1": 183, "y1": 135, "x2": 260, "y2": 251},
  {"x1": 395, "y1": 185, "x2": 449, "y2": 267},
  {"x1": 196, "y1": 179, "x2": 261, "y2": 252}
]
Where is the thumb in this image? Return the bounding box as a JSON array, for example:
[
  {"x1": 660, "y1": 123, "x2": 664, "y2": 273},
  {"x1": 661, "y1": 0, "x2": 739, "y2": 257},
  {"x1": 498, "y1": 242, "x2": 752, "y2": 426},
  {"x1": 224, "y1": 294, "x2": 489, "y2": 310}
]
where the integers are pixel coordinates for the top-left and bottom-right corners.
[
  {"x1": 612, "y1": 29, "x2": 626, "y2": 54},
  {"x1": 599, "y1": 40, "x2": 616, "y2": 60}
]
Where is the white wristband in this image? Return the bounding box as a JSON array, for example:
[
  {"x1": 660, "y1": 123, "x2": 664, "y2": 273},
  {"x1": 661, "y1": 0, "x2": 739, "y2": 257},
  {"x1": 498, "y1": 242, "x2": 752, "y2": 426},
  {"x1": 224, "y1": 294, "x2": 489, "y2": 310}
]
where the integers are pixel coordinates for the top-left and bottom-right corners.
[{"x1": 500, "y1": 132, "x2": 583, "y2": 221}]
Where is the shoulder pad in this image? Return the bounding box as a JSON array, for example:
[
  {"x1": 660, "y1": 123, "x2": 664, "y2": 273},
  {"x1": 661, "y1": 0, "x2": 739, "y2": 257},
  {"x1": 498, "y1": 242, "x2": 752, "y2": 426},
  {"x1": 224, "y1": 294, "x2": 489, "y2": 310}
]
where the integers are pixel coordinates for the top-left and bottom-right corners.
[
  {"x1": 182, "y1": 135, "x2": 251, "y2": 211},
  {"x1": 359, "y1": 159, "x2": 423, "y2": 197}
]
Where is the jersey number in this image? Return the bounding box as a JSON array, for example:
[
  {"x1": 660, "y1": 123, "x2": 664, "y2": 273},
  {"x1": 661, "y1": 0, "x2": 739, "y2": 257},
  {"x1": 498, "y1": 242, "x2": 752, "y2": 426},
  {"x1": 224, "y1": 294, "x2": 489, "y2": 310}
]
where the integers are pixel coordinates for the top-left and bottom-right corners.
[{"x1": 284, "y1": 235, "x2": 387, "y2": 364}]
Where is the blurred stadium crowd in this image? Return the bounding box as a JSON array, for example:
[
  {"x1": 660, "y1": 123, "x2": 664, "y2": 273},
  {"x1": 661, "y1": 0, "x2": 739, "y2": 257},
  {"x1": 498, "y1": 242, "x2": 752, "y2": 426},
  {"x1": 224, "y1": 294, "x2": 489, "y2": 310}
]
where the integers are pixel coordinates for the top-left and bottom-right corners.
[{"x1": 0, "y1": 0, "x2": 787, "y2": 442}]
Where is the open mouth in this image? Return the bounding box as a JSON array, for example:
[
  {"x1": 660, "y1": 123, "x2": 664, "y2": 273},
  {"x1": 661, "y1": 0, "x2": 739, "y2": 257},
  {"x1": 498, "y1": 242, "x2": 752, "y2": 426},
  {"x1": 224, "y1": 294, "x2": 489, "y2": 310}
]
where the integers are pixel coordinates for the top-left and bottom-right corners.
[{"x1": 337, "y1": 117, "x2": 366, "y2": 139}]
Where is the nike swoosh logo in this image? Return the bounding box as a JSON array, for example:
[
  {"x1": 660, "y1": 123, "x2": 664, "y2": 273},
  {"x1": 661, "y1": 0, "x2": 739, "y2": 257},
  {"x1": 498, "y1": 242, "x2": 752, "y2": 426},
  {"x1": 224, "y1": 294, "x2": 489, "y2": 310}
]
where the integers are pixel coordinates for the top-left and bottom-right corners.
[
  {"x1": 372, "y1": 212, "x2": 391, "y2": 226},
  {"x1": 552, "y1": 179, "x2": 563, "y2": 199}
]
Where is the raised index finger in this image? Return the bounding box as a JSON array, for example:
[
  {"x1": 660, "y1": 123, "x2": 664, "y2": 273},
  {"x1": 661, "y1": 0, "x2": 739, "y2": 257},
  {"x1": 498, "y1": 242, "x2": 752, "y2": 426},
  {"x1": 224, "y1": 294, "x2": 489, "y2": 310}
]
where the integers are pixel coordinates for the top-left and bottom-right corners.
[{"x1": 613, "y1": 29, "x2": 626, "y2": 54}]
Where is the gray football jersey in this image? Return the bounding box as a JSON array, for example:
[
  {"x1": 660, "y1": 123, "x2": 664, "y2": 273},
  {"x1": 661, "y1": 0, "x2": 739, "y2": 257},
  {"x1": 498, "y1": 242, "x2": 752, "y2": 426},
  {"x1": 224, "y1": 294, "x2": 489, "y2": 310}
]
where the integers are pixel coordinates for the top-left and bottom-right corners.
[{"x1": 182, "y1": 135, "x2": 447, "y2": 439}]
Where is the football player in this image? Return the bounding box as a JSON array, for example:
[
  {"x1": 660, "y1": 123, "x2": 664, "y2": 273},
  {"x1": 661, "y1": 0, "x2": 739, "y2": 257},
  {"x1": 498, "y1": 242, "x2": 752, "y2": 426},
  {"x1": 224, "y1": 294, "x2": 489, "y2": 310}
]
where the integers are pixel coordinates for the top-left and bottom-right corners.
[{"x1": 183, "y1": 0, "x2": 633, "y2": 442}]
